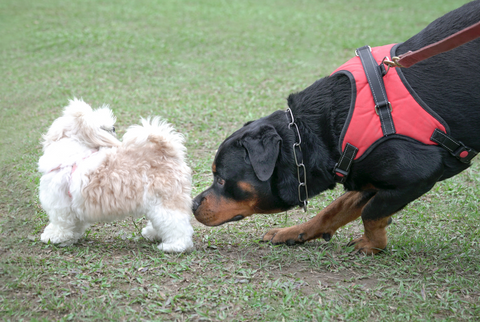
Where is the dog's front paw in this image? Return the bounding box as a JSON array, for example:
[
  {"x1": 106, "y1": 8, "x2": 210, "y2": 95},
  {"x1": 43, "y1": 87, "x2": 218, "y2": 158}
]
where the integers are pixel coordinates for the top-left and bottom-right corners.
[
  {"x1": 142, "y1": 222, "x2": 162, "y2": 241},
  {"x1": 40, "y1": 224, "x2": 77, "y2": 246},
  {"x1": 261, "y1": 228, "x2": 281, "y2": 242},
  {"x1": 262, "y1": 227, "x2": 307, "y2": 246},
  {"x1": 157, "y1": 239, "x2": 195, "y2": 253}
]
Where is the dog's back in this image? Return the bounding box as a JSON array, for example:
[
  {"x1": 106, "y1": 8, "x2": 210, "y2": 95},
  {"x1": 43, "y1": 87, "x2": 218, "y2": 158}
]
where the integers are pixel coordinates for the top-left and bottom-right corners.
[
  {"x1": 397, "y1": 0, "x2": 480, "y2": 150},
  {"x1": 77, "y1": 118, "x2": 192, "y2": 221}
]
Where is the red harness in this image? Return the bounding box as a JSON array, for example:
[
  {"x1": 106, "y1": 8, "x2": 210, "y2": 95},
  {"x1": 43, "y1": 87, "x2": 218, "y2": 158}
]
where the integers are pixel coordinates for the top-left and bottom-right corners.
[
  {"x1": 330, "y1": 44, "x2": 476, "y2": 183},
  {"x1": 332, "y1": 44, "x2": 447, "y2": 160}
]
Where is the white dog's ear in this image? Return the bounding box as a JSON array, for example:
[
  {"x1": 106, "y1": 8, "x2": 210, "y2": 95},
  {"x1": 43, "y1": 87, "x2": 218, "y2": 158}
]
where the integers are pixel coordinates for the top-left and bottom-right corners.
[
  {"x1": 68, "y1": 99, "x2": 120, "y2": 148},
  {"x1": 42, "y1": 98, "x2": 120, "y2": 150},
  {"x1": 80, "y1": 105, "x2": 121, "y2": 148}
]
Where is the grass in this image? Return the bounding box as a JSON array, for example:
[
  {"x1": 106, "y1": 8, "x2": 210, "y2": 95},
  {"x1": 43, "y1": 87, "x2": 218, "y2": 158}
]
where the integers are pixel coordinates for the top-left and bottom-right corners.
[{"x1": 1, "y1": 0, "x2": 479, "y2": 321}]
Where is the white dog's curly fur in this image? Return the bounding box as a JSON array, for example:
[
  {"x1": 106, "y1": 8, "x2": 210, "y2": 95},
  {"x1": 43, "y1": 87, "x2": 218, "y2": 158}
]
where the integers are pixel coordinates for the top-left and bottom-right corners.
[{"x1": 38, "y1": 98, "x2": 194, "y2": 252}]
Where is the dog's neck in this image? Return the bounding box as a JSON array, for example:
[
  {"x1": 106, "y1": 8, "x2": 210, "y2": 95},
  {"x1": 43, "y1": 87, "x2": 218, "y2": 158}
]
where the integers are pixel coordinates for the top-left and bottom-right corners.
[
  {"x1": 262, "y1": 75, "x2": 353, "y2": 207},
  {"x1": 284, "y1": 73, "x2": 352, "y2": 181},
  {"x1": 287, "y1": 73, "x2": 351, "y2": 147}
]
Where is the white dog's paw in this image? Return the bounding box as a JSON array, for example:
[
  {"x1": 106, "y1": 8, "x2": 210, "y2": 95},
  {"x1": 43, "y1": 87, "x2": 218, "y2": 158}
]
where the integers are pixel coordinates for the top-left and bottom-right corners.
[
  {"x1": 40, "y1": 224, "x2": 78, "y2": 246},
  {"x1": 157, "y1": 239, "x2": 195, "y2": 253},
  {"x1": 142, "y1": 222, "x2": 162, "y2": 241}
]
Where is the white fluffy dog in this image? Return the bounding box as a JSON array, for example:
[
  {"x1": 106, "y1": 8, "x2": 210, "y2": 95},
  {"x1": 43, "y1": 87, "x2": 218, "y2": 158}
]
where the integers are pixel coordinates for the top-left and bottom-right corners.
[{"x1": 38, "y1": 98, "x2": 194, "y2": 252}]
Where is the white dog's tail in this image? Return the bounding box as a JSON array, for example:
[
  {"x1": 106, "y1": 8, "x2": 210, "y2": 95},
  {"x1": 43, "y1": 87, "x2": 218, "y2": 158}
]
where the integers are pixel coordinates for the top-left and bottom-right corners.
[{"x1": 122, "y1": 117, "x2": 187, "y2": 161}]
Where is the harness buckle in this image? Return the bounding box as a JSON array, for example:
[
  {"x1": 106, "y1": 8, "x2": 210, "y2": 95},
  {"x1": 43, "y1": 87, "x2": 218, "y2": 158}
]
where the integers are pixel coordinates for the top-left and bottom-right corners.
[
  {"x1": 374, "y1": 102, "x2": 392, "y2": 115},
  {"x1": 453, "y1": 141, "x2": 478, "y2": 163},
  {"x1": 383, "y1": 56, "x2": 405, "y2": 68},
  {"x1": 431, "y1": 128, "x2": 478, "y2": 164},
  {"x1": 333, "y1": 165, "x2": 348, "y2": 184}
]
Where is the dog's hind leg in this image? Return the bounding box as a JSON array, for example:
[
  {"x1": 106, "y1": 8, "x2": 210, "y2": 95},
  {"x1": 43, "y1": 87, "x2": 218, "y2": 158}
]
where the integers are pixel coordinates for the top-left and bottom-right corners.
[
  {"x1": 262, "y1": 191, "x2": 375, "y2": 246},
  {"x1": 347, "y1": 183, "x2": 436, "y2": 255},
  {"x1": 144, "y1": 206, "x2": 194, "y2": 253},
  {"x1": 347, "y1": 216, "x2": 392, "y2": 255}
]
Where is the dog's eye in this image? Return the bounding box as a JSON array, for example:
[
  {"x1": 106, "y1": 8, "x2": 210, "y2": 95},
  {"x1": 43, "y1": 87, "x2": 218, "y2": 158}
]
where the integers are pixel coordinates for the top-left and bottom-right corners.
[
  {"x1": 216, "y1": 177, "x2": 225, "y2": 186},
  {"x1": 101, "y1": 126, "x2": 115, "y2": 134}
]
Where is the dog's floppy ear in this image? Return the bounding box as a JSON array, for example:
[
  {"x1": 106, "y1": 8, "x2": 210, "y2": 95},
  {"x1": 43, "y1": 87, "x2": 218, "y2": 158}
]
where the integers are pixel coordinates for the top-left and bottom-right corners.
[{"x1": 242, "y1": 124, "x2": 282, "y2": 181}]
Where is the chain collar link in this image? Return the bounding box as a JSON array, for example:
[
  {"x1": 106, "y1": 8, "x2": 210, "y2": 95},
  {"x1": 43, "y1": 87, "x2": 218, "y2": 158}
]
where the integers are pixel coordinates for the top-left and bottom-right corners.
[{"x1": 285, "y1": 108, "x2": 309, "y2": 212}]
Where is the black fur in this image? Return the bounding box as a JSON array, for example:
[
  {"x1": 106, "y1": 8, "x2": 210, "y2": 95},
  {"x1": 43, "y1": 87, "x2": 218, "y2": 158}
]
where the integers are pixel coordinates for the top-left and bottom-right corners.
[{"x1": 193, "y1": 0, "x2": 480, "y2": 225}]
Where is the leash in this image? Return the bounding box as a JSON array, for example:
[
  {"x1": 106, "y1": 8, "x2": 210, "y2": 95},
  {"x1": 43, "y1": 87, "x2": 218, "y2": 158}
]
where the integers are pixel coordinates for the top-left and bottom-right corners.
[{"x1": 384, "y1": 20, "x2": 480, "y2": 68}]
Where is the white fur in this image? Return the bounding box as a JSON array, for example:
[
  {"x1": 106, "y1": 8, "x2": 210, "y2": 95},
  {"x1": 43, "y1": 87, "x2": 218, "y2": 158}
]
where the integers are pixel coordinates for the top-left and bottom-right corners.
[{"x1": 38, "y1": 98, "x2": 194, "y2": 252}]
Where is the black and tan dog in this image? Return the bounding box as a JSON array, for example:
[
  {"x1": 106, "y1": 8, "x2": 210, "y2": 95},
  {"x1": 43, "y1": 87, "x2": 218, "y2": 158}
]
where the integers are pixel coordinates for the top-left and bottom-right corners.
[{"x1": 193, "y1": 0, "x2": 480, "y2": 254}]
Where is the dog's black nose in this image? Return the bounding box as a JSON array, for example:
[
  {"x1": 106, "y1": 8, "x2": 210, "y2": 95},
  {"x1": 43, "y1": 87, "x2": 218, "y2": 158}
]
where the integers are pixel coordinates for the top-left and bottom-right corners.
[{"x1": 192, "y1": 196, "x2": 201, "y2": 214}]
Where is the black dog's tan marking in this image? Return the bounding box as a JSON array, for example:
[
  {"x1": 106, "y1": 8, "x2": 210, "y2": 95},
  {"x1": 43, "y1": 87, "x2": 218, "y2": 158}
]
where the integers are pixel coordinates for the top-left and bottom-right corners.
[
  {"x1": 262, "y1": 191, "x2": 371, "y2": 244},
  {"x1": 194, "y1": 181, "x2": 258, "y2": 226},
  {"x1": 193, "y1": 1, "x2": 480, "y2": 255},
  {"x1": 194, "y1": 165, "x2": 285, "y2": 226},
  {"x1": 347, "y1": 216, "x2": 393, "y2": 253}
]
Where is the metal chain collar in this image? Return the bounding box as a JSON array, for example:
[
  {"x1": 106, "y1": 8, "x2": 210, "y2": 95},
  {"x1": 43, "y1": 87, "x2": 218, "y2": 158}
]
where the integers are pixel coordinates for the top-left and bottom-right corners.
[{"x1": 285, "y1": 108, "x2": 309, "y2": 212}]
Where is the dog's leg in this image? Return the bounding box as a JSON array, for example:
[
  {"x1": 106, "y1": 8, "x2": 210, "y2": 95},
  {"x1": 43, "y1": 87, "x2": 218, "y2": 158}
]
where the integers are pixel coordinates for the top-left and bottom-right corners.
[
  {"x1": 346, "y1": 175, "x2": 440, "y2": 254},
  {"x1": 141, "y1": 220, "x2": 162, "y2": 241},
  {"x1": 145, "y1": 207, "x2": 194, "y2": 253},
  {"x1": 346, "y1": 186, "x2": 429, "y2": 255},
  {"x1": 347, "y1": 217, "x2": 392, "y2": 255},
  {"x1": 262, "y1": 191, "x2": 374, "y2": 245},
  {"x1": 41, "y1": 209, "x2": 87, "y2": 246}
]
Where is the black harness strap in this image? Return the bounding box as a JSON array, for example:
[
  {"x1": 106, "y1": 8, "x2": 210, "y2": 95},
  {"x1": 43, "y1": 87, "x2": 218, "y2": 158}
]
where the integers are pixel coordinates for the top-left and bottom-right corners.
[
  {"x1": 431, "y1": 129, "x2": 478, "y2": 163},
  {"x1": 356, "y1": 45, "x2": 396, "y2": 136},
  {"x1": 334, "y1": 46, "x2": 394, "y2": 183},
  {"x1": 334, "y1": 143, "x2": 358, "y2": 183}
]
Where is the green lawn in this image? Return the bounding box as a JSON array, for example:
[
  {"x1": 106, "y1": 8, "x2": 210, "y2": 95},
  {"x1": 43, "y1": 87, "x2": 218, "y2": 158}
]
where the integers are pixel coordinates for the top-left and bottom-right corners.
[{"x1": 1, "y1": 0, "x2": 479, "y2": 321}]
